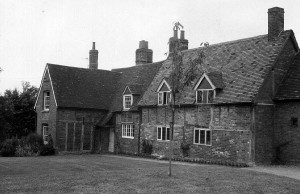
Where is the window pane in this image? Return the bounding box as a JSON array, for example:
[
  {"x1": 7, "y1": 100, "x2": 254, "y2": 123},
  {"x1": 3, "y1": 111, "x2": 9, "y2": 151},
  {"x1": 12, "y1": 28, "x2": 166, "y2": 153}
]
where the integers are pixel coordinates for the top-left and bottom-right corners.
[
  {"x1": 162, "y1": 127, "x2": 166, "y2": 140},
  {"x1": 208, "y1": 90, "x2": 214, "y2": 103},
  {"x1": 197, "y1": 91, "x2": 202, "y2": 103},
  {"x1": 163, "y1": 92, "x2": 168, "y2": 105},
  {"x1": 157, "y1": 127, "x2": 161, "y2": 140},
  {"x1": 200, "y1": 130, "x2": 205, "y2": 144},
  {"x1": 132, "y1": 125, "x2": 134, "y2": 137},
  {"x1": 158, "y1": 93, "x2": 163, "y2": 104},
  {"x1": 166, "y1": 128, "x2": 170, "y2": 140},
  {"x1": 203, "y1": 91, "x2": 208, "y2": 103},
  {"x1": 194, "y1": 129, "x2": 199, "y2": 143},
  {"x1": 206, "y1": 130, "x2": 211, "y2": 145}
]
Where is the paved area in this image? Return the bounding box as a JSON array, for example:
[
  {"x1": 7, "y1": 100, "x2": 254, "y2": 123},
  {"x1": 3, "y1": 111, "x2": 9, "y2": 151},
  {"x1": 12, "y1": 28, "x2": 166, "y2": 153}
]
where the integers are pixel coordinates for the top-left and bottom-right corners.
[{"x1": 243, "y1": 165, "x2": 300, "y2": 181}]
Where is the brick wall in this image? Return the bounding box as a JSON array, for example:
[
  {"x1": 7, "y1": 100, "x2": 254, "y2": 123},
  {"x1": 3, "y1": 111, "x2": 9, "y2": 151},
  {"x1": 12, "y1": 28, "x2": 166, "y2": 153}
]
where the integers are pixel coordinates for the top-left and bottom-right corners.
[
  {"x1": 140, "y1": 105, "x2": 253, "y2": 164},
  {"x1": 35, "y1": 70, "x2": 57, "y2": 145},
  {"x1": 115, "y1": 112, "x2": 140, "y2": 154},
  {"x1": 274, "y1": 102, "x2": 300, "y2": 164}
]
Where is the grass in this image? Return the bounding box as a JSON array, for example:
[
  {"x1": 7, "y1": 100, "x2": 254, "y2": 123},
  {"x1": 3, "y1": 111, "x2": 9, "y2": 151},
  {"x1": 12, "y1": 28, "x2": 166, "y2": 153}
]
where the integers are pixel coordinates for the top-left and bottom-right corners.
[{"x1": 0, "y1": 154, "x2": 300, "y2": 193}]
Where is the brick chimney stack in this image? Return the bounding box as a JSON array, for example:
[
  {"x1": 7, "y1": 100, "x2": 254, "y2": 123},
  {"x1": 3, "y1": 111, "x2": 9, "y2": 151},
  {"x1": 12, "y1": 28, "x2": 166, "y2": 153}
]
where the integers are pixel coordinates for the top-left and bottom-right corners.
[
  {"x1": 268, "y1": 7, "x2": 284, "y2": 41},
  {"x1": 168, "y1": 28, "x2": 188, "y2": 58},
  {"x1": 135, "y1": 40, "x2": 153, "y2": 65},
  {"x1": 89, "y1": 42, "x2": 98, "y2": 69},
  {"x1": 180, "y1": 30, "x2": 188, "y2": 50}
]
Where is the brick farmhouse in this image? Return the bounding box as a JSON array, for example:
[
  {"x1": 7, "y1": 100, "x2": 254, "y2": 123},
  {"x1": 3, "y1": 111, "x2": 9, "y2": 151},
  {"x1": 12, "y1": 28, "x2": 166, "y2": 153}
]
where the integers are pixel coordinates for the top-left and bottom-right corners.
[{"x1": 35, "y1": 7, "x2": 300, "y2": 165}]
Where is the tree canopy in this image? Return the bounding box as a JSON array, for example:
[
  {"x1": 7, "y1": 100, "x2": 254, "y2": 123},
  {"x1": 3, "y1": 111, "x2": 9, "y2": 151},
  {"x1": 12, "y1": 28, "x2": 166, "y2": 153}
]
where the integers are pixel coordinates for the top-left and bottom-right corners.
[{"x1": 0, "y1": 82, "x2": 38, "y2": 143}]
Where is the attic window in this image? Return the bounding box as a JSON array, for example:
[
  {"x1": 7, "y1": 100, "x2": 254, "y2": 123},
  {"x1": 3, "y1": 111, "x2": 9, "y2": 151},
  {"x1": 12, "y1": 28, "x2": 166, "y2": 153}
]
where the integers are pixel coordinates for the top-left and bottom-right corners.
[
  {"x1": 43, "y1": 91, "x2": 50, "y2": 110},
  {"x1": 194, "y1": 73, "x2": 216, "y2": 104},
  {"x1": 157, "y1": 79, "x2": 171, "y2": 105},
  {"x1": 123, "y1": 95, "x2": 132, "y2": 110}
]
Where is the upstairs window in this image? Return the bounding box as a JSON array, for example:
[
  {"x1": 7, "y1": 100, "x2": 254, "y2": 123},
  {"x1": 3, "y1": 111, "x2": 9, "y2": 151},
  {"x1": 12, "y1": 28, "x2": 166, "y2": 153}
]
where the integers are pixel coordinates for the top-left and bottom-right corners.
[
  {"x1": 123, "y1": 95, "x2": 133, "y2": 110},
  {"x1": 43, "y1": 91, "x2": 50, "y2": 110},
  {"x1": 194, "y1": 73, "x2": 216, "y2": 104},
  {"x1": 157, "y1": 126, "x2": 170, "y2": 141},
  {"x1": 157, "y1": 79, "x2": 171, "y2": 106},
  {"x1": 42, "y1": 124, "x2": 49, "y2": 144}
]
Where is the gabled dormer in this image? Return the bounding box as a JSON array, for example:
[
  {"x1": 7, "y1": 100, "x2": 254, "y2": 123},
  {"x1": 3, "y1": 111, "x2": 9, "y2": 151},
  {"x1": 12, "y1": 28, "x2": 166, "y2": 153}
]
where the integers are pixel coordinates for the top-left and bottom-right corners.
[
  {"x1": 193, "y1": 72, "x2": 223, "y2": 104},
  {"x1": 123, "y1": 86, "x2": 133, "y2": 110},
  {"x1": 157, "y1": 79, "x2": 171, "y2": 105}
]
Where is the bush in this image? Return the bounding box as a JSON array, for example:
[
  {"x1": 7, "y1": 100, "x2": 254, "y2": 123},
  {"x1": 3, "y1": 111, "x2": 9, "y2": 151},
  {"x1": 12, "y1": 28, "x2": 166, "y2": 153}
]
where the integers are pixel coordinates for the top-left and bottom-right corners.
[
  {"x1": 15, "y1": 145, "x2": 37, "y2": 157},
  {"x1": 141, "y1": 139, "x2": 153, "y2": 155},
  {"x1": 1, "y1": 138, "x2": 19, "y2": 157},
  {"x1": 180, "y1": 143, "x2": 190, "y2": 157},
  {"x1": 26, "y1": 133, "x2": 43, "y2": 153}
]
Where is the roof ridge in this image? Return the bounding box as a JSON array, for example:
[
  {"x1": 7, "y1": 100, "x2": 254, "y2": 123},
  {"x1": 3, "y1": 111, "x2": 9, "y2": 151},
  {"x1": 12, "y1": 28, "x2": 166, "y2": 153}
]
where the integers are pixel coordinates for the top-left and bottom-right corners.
[
  {"x1": 47, "y1": 63, "x2": 120, "y2": 74},
  {"x1": 183, "y1": 30, "x2": 293, "y2": 53},
  {"x1": 112, "y1": 60, "x2": 165, "y2": 71}
]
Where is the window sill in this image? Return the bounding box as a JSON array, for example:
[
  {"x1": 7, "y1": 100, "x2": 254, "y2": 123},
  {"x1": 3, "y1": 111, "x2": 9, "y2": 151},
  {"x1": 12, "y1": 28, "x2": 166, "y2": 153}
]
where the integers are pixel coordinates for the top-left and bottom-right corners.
[
  {"x1": 193, "y1": 143, "x2": 212, "y2": 146},
  {"x1": 42, "y1": 110, "x2": 50, "y2": 113},
  {"x1": 157, "y1": 140, "x2": 170, "y2": 142},
  {"x1": 122, "y1": 136, "x2": 134, "y2": 139}
]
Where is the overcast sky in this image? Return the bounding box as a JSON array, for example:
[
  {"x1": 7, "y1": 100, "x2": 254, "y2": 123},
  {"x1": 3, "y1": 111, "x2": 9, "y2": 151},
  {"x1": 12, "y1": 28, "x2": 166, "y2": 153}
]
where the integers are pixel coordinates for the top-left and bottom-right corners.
[{"x1": 0, "y1": 0, "x2": 299, "y2": 94}]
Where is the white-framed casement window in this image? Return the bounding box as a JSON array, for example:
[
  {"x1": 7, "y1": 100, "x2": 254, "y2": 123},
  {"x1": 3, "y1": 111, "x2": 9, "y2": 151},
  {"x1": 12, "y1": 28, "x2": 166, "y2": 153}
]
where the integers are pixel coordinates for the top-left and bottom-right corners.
[
  {"x1": 43, "y1": 91, "x2": 50, "y2": 110},
  {"x1": 196, "y1": 89, "x2": 215, "y2": 104},
  {"x1": 157, "y1": 79, "x2": 171, "y2": 106},
  {"x1": 157, "y1": 126, "x2": 170, "y2": 141},
  {"x1": 122, "y1": 124, "x2": 134, "y2": 138},
  {"x1": 194, "y1": 128, "x2": 211, "y2": 146},
  {"x1": 158, "y1": 91, "x2": 171, "y2": 105},
  {"x1": 123, "y1": 95, "x2": 133, "y2": 110},
  {"x1": 42, "y1": 124, "x2": 49, "y2": 144}
]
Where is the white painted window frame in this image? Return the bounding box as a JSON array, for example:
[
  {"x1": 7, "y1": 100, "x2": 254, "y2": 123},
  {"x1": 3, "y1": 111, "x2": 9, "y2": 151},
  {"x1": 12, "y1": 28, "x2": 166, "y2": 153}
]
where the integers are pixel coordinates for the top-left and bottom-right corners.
[
  {"x1": 157, "y1": 126, "x2": 170, "y2": 141},
  {"x1": 43, "y1": 91, "x2": 50, "y2": 111},
  {"x1": 42, "y1": 124, "x2": 49, "y2": 144},
  {"x1": 157, "y1": 79, "x2": 171, "y2": 106},
  {"x1": 194, "y1": 128, "x2": 212, "y2": 146},
  {"x1": 122, "y1": 124, "x2": 134, "y2": 139},
  {"x1": 123, "y1": 94, "x2": 133, "y2": 110},
  {"x1": 195, "y1": 89, "x2": 215, "y2": 104}
]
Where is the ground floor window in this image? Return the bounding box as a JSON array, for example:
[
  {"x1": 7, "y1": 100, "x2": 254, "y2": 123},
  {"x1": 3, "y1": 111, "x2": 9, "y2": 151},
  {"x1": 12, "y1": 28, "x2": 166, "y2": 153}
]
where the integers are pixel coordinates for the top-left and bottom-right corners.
[
  {"x1": 194, "y1": 128, "x2": 211, "y2": 146},
  {"x1": 122, "y1": 124, "x2": 134, "y2": 138},
  {"x1": 42, "y1": 124, "x2": 49, "y2": 144},
  {"x1": 157, "y1": 126, "x2": 170, "y2": 141}
]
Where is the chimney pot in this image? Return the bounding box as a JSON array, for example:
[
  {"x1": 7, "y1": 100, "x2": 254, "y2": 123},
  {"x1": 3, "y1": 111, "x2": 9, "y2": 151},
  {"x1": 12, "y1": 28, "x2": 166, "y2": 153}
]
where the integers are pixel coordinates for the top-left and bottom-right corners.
[
  {"x1": 89, "y1": 42, "x2": 98, "y2": 69},
  {"x1": 180, "y1": 30, "x2": 185, "y2": 39}
]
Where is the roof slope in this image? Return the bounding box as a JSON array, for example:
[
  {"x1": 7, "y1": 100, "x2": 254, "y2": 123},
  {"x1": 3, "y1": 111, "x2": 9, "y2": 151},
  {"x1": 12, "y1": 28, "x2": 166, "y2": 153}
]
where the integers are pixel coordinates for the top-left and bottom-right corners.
[
  {"x1": 139, "y1": 31, "x2": 293, "y2": 105},
  {"x1": 275, "y1": 53, "x2": 300, "y2": 100},
  {"x1": 110, "y1": 61, "x2": 163, "y2": 111},
  {"x1": 48, "y1": 64, "x2": 121, "y2": 110}
]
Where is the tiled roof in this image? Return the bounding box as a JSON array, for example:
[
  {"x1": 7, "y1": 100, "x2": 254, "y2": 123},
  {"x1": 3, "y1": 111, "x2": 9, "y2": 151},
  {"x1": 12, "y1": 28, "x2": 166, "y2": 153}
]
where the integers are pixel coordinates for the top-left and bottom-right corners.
[
  {"x1": 275, "y1": 53, "x2": 300, "y2": 100},
  {"x1": 48, "y1": 64, "x2": 121, "y2": 110},
  {"x1": 139, "y1": 31, "x2": 293, "y2": 106},
  {"x1": 207, "y1": 72, "x2": 224, "y2": 89},
  {"x1": 110, "y1": 61, "x2": 163, "y2": 111}
]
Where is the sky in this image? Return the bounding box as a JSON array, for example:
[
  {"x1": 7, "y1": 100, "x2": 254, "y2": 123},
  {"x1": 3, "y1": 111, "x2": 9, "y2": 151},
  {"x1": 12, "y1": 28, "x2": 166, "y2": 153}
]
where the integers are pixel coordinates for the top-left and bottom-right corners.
[{"x1": 0, "y1": 0, "x2": 300, "y2": 94}]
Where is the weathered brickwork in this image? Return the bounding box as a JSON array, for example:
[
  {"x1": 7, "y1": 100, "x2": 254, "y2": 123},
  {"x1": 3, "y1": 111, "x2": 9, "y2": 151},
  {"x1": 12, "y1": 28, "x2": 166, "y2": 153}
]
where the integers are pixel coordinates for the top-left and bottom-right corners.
[
  {"x1": 274, "y1": 102, "x2": 300, "y2": 164},
  {"x1": 35, "y1": 70, "x2": 57, "y2": 145},
  {"x1": 140, "y1": 105, "x2": 252, "y2": 164},
  {"x1": 254, "y1": 105, "x2": 275, "y2": 164},
  {"x1": 114, "y1": 112, "x2": 140, "y2": 154}
]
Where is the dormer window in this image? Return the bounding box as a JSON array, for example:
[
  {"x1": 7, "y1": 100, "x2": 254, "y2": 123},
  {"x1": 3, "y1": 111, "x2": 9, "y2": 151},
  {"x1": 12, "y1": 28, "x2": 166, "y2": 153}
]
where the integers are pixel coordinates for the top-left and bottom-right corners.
[
  {"x1": 123, "y1": 95, "x2": 133, "y2": 110},
  {"x1": 157, "y1": 79, "x2": 171, "y2": 105},
  {"x1": 123, "y1": 86, "x2": 134, "y2": 110},
  {"x1": 193, "y1": 72, "x2": 223, "y2": 104}
]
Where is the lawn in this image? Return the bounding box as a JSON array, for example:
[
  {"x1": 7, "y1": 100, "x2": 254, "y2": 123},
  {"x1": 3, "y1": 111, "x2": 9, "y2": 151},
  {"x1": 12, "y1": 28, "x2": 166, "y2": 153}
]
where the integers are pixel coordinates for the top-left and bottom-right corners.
[{"x1": 0, "y1": 154, "x2": 300, "y2": 193}]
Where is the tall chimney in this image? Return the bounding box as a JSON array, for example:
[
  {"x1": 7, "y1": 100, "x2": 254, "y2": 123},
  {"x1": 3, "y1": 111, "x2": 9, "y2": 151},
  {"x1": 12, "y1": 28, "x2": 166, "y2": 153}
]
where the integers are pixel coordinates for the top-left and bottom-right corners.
[
  {"x1": 268, "y1": 7, "x2": 284, "y2": 41},
  {"x1": 135, "y1": 40, "x2": 153, "y2": 65},
  {"x1": 180, "y1": 30, "x2": 188, "y2": 50},
  {"x1": 168, "y1": 29, "x2": 188, "y2": 58},
  {"x1": 89, "y1": 42, "x2": 98, "y2": 69}
]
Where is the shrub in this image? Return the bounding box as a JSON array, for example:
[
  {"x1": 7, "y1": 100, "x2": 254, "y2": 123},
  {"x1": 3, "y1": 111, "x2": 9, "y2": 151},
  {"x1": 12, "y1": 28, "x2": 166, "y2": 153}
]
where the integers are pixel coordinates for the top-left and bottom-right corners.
[
  {"x1": 15, "y1": 145, "x2": 37, "y2": 157},
  {"x1": 180, "y1": 143, "x2": 190, "y2": 157},
  {"x1": 40, "y1": 135, "x2": 55, "y2": 156},
  {"x1": 26, "y1": 133, "x2": 43, "y2": 153},
  {"x1": 1, "y1": 138, "x2": 19, "y2": 157},
  {"x1": 141, "y1": 139, "x2": 153, "y2": 155}
]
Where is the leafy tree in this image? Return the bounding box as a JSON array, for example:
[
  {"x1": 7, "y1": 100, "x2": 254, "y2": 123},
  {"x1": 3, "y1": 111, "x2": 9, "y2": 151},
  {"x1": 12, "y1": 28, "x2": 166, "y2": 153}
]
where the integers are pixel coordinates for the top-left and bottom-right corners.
[
  {"x1": 0, "y1": 82, "x2": 38, "y2": 142},
  {"x1": 167, "y1": 22, "x2": 208, "y2": 176}
]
